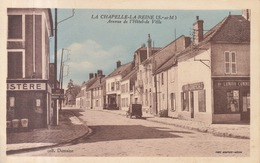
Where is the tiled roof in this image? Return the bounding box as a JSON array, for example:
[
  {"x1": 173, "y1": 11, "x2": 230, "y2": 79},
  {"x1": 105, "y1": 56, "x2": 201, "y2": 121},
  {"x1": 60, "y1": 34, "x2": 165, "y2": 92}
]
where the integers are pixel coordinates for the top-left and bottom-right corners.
[
  {"x1": 107, "y1": 62, "x2": 132, "y2": 78},
  {"x1": 143, "y1": 35, "x2": 190, "y2": 66},
  {"x1": 211, "y1": 15, "x2": 250, "y2": 43},
  {"x1": 87, "y1": 76, "x2": 106, "y2": 90},
  {"x1": 177, "y1": 15, "x2": 250, "y2": 61},
  {"x1": 156, "y1": 15, "x2": 250, "y2": 74},
  {"x1": 121, "y1": 68, "x2": 137, "y2": 82},
  {"x1": 156, "y1": 56, "x2": 177, "y2": 74}
]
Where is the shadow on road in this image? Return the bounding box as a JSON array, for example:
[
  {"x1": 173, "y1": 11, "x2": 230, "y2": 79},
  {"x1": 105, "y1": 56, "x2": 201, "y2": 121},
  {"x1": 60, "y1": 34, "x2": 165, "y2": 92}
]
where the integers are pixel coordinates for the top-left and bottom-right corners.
[{"x1": 71, "y1": 124, "x2": 194, "y2": 145}]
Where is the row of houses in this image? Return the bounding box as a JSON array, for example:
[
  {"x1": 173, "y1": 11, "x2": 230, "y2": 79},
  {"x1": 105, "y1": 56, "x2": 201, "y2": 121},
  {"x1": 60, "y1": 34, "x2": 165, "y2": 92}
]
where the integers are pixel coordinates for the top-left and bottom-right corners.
[{"x1": 76, "y1": 11, "x2": 250, "y2": 124}]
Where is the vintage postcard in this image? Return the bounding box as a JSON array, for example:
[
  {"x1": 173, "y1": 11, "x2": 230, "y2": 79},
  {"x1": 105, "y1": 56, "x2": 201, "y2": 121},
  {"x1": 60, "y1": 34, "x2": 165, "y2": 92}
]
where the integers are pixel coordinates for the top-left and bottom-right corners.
[{"x1": 1, "y1": 0, "x2": 260, "y2": 163}]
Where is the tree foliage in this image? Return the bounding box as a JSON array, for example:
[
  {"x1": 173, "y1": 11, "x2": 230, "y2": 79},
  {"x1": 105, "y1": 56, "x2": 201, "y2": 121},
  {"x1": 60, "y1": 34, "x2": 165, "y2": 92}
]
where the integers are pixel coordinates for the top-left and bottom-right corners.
[{"x1": 65, "y1": 79, "x2": 81, "y2": 105}]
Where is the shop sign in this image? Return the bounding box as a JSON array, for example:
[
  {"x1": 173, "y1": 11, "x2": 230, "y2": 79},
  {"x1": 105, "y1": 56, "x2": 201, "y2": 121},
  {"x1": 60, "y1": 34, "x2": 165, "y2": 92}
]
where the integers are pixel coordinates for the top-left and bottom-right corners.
[
  {"x1": 182, "y1": 82, "x2": 204, "y2": 91},
  {"x1": 52, "y1": 89, "x2": 64, "y2": 99},
  {"x1": 52, "y1": 89, "x2": 64, "y2": 94},
  {"x1": 7, "y1": 83, "x2": 46, "y2": 91},
  {"x1": 215, "y1": 81, "x2": 250, "y2": 87}
]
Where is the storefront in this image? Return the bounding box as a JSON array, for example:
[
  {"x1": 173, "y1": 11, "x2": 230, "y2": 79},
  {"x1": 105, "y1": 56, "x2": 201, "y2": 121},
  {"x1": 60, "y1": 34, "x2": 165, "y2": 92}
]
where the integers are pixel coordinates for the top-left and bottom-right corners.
[
  {"x1": 180, "y1": 82, "x2": 207, "y2": 121},
  {"x1": 6, "y1": 80, "x2": 51, "y2": 130},
  {"x1": 213, "y1": 78, "x2": 250, "y2": 123}
]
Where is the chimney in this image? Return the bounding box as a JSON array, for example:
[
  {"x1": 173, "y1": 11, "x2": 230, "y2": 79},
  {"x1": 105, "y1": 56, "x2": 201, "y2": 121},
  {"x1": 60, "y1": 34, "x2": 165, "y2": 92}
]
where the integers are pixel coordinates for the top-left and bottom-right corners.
[
  {"x1": 89, "y1": 73, "x2": 94, "y2": 79},
  {"x1": 116, "y1": 60, "x2": 121, "y2": 68},
  {"x1": 94, "y1": 73, "x2": 97, "y2": 78},
  {"x1": 193, "y1": 16, "x2": 204, "y2": 45},
  {"x1": 242, "y1": 9, "x2": 250, "y2": 21},
  {"x1": 147, "y1": 34, "x2": 152, "y2": 58},
  {"x1": 97, "y1": 70, "x2": 103, "y2": 76}
]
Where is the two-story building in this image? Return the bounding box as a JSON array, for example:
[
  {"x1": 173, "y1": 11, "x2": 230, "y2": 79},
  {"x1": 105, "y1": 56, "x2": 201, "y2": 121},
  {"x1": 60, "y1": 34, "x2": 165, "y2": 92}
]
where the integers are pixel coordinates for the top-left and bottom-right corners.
[
  {"x1": 153, "y1": 35, "x2": 191, "y2": 116},
  {"x1": 120, "y1": 69, "x2": 137, "y2": 111},
  {"x1": 6, "y1": 8, "x2": 53, "y2": 129},
  {"x1": 105, "y1": 61, "x2": 132, "y2": 110},
  {"x1": 177, "y1": 14, "x2": 250, "y2": 123},
  {"x1": 87, "y1": 70, "x2": 105, "y2": 110}
]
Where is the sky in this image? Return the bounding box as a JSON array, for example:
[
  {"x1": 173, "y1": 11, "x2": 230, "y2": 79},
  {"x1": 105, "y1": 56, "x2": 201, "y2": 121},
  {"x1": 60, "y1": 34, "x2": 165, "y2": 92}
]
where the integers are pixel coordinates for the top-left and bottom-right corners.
[{"x1": 51, "y1": 9, "x2": 242, "y2": 88}]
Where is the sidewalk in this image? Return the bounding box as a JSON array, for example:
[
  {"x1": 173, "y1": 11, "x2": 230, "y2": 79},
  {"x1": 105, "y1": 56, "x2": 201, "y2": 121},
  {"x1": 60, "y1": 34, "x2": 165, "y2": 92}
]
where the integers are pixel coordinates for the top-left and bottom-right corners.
[
  {"x1": 6, "y1": 110, "x2": 89, "y2": 154},
  {"x1": 100, "y1": 109, "x2": 250, "y2": 139}
]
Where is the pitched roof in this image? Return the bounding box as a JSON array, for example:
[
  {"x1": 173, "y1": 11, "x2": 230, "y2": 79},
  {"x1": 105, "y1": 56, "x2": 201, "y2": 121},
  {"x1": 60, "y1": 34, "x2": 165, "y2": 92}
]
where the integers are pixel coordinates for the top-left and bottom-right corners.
[
  {"x1": 156, "y1": 56, "x2": 177, "y2": 74},
  {"x1": 87, "y1": 76, "x2": 106, "y2": 90},
  {"x1": 211, "y1": 15, "x2": 250, "y2": 43},
  {"x1": 156, "y1": 15, "x2": 250, "y2": 74},
  {"x1": 177, "y1": 15, "x2": 250, "y2": 61},
  {"x1": 143, "y1": 35, "x2": 190, "y2": 66},
  {"x1": 106, "y1": 62, "x2": 132, "y2": 78},
  {"x1": 121, "y1": 68, "x2": 137, "y2": 82}
]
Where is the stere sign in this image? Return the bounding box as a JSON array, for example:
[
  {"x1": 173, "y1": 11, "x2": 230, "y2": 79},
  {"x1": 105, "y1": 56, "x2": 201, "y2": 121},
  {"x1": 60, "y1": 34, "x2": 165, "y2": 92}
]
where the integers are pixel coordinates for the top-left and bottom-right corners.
[{"x1": 7, "y1": 83, "x2": 46, "y2": 91}]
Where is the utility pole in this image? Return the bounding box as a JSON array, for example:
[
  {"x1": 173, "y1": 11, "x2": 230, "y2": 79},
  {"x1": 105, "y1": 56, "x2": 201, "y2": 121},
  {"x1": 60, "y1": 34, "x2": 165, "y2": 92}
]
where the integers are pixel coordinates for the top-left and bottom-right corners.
[
  {"x1": 59, "y1": 48, "x2": 64, "y2": 111},
  {"x1": 52, "y1": 9, "x2": 74, "y2": 124},
  {"x1": 53, "y1": 8, "x2": 58, "y2": 125}
]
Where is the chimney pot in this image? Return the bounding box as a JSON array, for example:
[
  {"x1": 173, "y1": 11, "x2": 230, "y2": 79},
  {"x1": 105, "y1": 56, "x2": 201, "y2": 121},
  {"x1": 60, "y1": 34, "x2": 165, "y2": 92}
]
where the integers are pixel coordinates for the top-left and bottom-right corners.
[
  {"x1": 97, "y1": 70, "x2": 103, "y2": 76},
  {"x1": 116, "y1": 61, "x2": 121, "y2": 68},
  {"x1": 89, "y1": 73, "x2": 94, "y2": 79}
]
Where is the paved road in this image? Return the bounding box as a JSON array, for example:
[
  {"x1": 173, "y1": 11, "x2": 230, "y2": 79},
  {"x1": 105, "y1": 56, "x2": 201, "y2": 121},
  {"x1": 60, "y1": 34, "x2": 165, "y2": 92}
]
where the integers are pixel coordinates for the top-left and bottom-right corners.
[{"x1": 14, "y1": 109, "x2": 249, "y2": 157}]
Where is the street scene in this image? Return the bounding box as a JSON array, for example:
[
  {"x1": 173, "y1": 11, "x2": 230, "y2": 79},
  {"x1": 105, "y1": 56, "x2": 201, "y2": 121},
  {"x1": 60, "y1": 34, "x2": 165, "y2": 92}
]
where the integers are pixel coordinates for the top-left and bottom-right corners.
[
  {"x1": 6, "y1": 8, "x2": 251, "y2": 157},
  {"x1": 8, "y1": 107, "x2": 249, "y2": 156}
]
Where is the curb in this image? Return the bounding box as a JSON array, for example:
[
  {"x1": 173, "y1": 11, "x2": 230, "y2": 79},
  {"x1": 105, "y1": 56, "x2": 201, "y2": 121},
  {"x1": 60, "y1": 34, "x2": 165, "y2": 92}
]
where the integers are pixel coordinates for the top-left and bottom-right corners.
[
  {"x1": 6, "y1": 111, "x2": 90, "y2": 155},
  {"x1": 98, "y1": 109, "x2": 250, "y2": 139}
]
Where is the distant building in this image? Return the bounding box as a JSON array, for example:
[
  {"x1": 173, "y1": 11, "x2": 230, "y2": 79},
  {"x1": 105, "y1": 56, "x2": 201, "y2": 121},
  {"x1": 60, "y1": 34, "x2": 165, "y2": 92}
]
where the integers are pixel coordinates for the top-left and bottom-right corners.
[
  {"x1": 76, "y1": 81, "x2": 87, "y2": 108},
  {"x1": 86, "y1": 70, "x2": 106, "y2": 110},
  {"x1": 6, "y1": 8, "x2": 53, "y2": 129}
]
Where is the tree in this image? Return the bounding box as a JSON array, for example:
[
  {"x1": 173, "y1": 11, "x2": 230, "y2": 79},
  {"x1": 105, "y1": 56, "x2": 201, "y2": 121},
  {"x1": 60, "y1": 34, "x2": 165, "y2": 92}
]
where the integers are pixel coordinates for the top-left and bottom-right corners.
[{"x1": 65, "y1": 79, "x2": 81, "y2": 106}]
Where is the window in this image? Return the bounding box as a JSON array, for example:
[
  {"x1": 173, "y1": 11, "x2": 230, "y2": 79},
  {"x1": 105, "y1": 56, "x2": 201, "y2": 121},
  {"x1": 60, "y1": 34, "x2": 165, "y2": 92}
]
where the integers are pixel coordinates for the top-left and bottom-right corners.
[
  {"x1": 116, "y1": 81, "x2": 120, "y2": 90},
  {"x1": 170, "y1": 93, "x2": 176, "y2": 111},
  {"x1": 126, "y1": 83, "x2": 128, "y2": 92},
  {"x1": 111, "y1": 82, "x2": 115, "y2": 91},
  {"x1": 161, "y1": 73, "x2": 164, "y2": 85},
  {"x1": 8, "y1": 15, "x2": 23, "y2": 40},
  {"x1": 9, "y1": 97, "x2": 15, "y2": 107},
  {"x1": 181, "y1": 91, "x2": 189, "y2": 111},
  {"x1": 227, "y1": 90, "x2": 239, "y2": 112},
  {"x1": 171, "y1": 69, "x2": 175, "y2": 82},
  {"x1": 8, "y1": 51, "x2": 23, "y2": 79},
  {"x1": 145, "y1": 89, "x2": 148, "y2": 105},
  {"x1": 96, "y1": 100, "x2": 99, "y2": 107},
  {"x1": 225, "y1": 51, "x2": 237, "y2": 74},
  {"x1": 36, "y1": 99, "x2": 41, "y2": 107},
  {"x1": 214, "y1": 90, "x2": 240, "y2": 114}
]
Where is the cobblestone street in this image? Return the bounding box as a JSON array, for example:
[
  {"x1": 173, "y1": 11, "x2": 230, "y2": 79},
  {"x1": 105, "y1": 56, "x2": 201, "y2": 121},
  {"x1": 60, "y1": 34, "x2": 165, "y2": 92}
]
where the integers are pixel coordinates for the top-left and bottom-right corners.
[{"x1": 13, "y1": 109, "x2": 250, "y2": 157}]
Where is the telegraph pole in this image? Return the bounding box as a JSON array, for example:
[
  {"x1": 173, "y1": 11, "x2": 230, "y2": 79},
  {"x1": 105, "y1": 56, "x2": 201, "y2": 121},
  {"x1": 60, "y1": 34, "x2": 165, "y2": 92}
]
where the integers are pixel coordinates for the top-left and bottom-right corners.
[{"x1": 53, "y1": 8, "x2": 58, "y2": 125}]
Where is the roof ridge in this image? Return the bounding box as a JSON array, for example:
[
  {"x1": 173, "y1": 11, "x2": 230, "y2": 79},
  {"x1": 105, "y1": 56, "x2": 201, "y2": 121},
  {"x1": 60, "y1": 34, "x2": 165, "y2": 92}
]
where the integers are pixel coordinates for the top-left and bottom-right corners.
[{"x1": 205, "y1": 15, "x2": 230, "y2": 42}]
